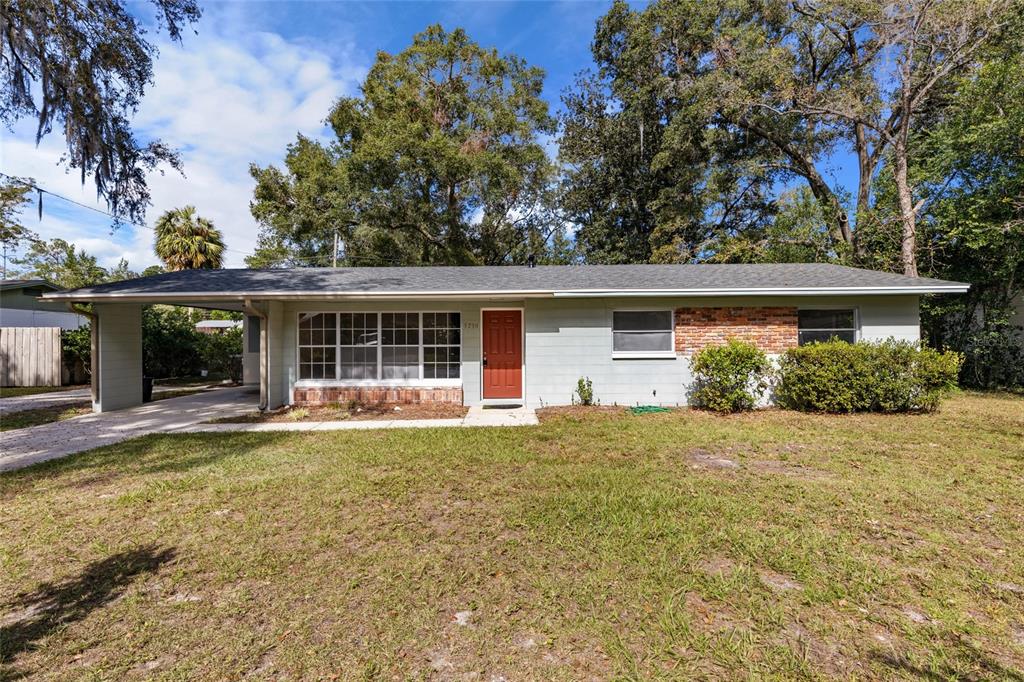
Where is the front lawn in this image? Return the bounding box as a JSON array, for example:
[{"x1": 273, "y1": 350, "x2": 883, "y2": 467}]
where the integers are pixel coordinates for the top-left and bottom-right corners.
[{"x1": 1, "y1": 393, "x2": 1022, "y2": 679}]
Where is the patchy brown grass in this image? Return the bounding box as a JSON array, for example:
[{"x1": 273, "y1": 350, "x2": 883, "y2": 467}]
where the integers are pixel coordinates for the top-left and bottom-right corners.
[
  {"x1": 536, "y1": 405, "x2": 630, "y2": 420},
  {"x1": 0, "y1": 385, "x2": 86, "y2": 399},
  {"x1": 1, "y1": 391, "x2": 1022, "y2": 680}
]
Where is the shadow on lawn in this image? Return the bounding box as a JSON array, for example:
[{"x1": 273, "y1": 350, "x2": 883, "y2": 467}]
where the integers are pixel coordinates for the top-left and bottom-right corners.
[
  {"x1": 0, "y1": 545, "x2": 176, "y2": 668},
  {"x1": 872, "y1": 639, "x2": 1024, "y2": 681},
  {"x1": 1, "y1": 432, "x2": 294, "y2": 492}
]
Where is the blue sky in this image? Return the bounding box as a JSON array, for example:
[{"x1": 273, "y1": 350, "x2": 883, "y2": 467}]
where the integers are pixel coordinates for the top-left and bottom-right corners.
[
  {"x1": 2, "y1": 1, "x2": 613, "y2": 269},
  {"x1": 2, "y1": 1, "x2": 857, "y2": 270}
]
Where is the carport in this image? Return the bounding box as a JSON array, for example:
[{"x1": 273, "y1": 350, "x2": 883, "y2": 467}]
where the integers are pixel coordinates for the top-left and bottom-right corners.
[{"x1": 41, "y1": 284, "x2": 285, "y2": 414}]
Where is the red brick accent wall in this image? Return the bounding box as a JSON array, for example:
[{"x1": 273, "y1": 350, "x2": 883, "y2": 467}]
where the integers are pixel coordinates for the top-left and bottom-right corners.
[
  {"x1": 674, "y1": 307, "x2": 798, "y2": 354},
  {"x1": 293, "y1": 386, "x2": 463, "y2": 406}
]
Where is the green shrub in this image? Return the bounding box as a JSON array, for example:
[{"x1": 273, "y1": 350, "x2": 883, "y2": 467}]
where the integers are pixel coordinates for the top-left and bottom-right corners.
[
  {"x1": 142, "y1": 305, "x2": 203, "y2": 378},
  {"x1": 199, "y1": 326, "x2": 243, "y2": 383},
  {"x1": 690, "y1": 340, "x2": 771, "y2": 413},
  {"x1": 573, "y1": 376, "x2": 595, "y2": 406},
  {"x1": 776, "y1": 339, "x2": 962, "y2": 413},
  {"x1": 61, "y1": 325, "x2": 92, "y2": 380}
]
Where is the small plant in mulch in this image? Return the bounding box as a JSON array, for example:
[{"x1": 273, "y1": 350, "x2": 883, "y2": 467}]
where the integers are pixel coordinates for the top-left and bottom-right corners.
[
  {"x1": 573, "y1": 376, "x2": 596, "y2": 406},
  {"x1": 285, "y1": 407, "x2": 309, "y2": 421}
]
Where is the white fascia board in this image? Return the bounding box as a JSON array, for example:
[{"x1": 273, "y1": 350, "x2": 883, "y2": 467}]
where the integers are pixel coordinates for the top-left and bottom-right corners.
[
  {"x1": 42, "y1": 284, "x2": 970, "y2": 303},
  {"x1": 40, "y1": 290, "x2": 556, "y2": 302},
  {"x1": 552, "y1": 285, "x2": 970, "y2": 297}
]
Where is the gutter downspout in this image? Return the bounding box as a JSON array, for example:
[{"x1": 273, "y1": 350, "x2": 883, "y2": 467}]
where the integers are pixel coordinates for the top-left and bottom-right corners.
[
  {"x1": 67, "y1": 303, "x2": 99, "y2": 406},
  {"x1": 242, "y1": 298, "x2": 268, "y2": 411}
]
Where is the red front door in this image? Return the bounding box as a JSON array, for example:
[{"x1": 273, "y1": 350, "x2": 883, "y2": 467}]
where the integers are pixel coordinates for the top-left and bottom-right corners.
[{"x1": 482, "y1": 310, "x2": 523, "y2": 399}]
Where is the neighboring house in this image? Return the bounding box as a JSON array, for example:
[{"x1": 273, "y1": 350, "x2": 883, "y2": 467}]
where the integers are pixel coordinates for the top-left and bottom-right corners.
[
  {"x1": 42, "y1": 264, "x2": 969, "y2": 413},
  {"x1": 0, "y1": 279, "x2": 87, "y2": 329},
  {"x1": 1, "y1": 279, "x2": 87, "y2": 387},
  {"x1": 195, "y1": 319, "x2": 242, "y2": 334}
]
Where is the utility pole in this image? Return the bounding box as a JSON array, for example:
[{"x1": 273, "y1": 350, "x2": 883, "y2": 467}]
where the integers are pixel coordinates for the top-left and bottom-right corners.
[{"x1": 333, "y1": 229, "x2": 339, "y2": 268}]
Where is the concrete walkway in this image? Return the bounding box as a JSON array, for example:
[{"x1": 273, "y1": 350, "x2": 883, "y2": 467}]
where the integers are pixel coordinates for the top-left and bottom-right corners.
[
  {"x1": 1, "y1": 396, "x2": 537, "y2": 473},
  {"x1": 185, "y1": 404, "x2": 539, "y2": 433},
  {"x1": 0, "y1": 386, "x2": 257, "y2": 472},
  {"x1": 0, "y1": 383, "x2": 224, "y2": 416}
]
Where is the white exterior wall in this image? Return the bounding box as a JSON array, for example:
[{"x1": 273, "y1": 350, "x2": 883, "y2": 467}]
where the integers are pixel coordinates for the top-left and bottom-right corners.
[
  {"x1": 94, "y1": 303, "x2": 142, "y2": 412},
  {"x1": 272, "y1": 294, "x2": 921, "y2": 408},
  {"x1": 266, "y1": 301, "x2": 286, "y2": 409},
  {"x1": 0, "y1": 308, "x2": 87, "y2": 329},
  {"x1": 522, "y1": 294, "x2": 921, "y2": 408}
]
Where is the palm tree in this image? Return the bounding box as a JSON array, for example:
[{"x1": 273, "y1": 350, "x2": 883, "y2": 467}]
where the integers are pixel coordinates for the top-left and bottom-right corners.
[{"x1": 153, "y1": 206, "x2": 225, "y2": 271}]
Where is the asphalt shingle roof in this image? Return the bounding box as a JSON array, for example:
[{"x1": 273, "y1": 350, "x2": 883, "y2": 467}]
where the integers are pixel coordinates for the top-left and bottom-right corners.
[{"x1": 43, "y1": 263, "x2": 968, "y2": 300}]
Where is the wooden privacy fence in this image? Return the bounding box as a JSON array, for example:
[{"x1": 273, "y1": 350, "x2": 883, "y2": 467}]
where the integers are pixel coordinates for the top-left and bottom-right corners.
[{"x1": 0, "y1": 327, "x2": 62, "y2": 387}]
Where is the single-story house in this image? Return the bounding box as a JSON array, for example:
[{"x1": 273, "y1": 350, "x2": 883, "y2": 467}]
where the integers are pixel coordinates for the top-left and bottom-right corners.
[{"x1": 41, "y1": 264, "x2": 969, "y2": 413}]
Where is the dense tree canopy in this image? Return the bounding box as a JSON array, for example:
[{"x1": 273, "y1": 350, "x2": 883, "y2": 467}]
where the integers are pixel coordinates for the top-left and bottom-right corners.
[
  {"x1": 0, "y1": 176, "x2": 36, "y2": 277},
  {"x1": 248, "y1": 25, "x2": 567, "y2": 267},
  {"x1": 12, "y1": 238, "x2": 130, "y2": 289},
  {"x1": 0, "y1": 0, "x2": 200, "y2": 223},
  {"x1": 559, "y1": 0, "x2": 1014, "y2": 273}
]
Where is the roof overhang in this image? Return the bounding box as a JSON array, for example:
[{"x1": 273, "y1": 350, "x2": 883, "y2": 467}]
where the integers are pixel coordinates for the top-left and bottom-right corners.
[{"x1": 41, "y1": 283, "x2": 970, "y2": 304}]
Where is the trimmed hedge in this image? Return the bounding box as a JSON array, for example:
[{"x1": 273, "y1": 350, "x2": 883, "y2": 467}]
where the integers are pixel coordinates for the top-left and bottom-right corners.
[
  {"x1": 690, "y1": 340, "x2": 771, "y2": 413},
  {"x1": 775, "y1": 339, "x2": 962, "y2": 413}
]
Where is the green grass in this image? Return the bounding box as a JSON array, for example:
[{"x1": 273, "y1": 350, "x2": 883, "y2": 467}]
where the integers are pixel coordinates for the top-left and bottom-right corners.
[
  {"x1": 0, "y1": 389, "x2": 206, "y2": 432},
  {"x1": 0, "y1": 403, "x2": 93, "y2": 431},
  {"x1": 1, "y1": 392, "x2": 1022, "y2": 680},
  {"x1": 0, "y1": 384, "x2": 86, "y2": 399}
]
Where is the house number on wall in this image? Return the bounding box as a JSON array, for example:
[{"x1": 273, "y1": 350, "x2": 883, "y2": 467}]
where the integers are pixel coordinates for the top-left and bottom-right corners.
[{"x1": 463, "y1": 320, "x2": 479, "y2": 330}]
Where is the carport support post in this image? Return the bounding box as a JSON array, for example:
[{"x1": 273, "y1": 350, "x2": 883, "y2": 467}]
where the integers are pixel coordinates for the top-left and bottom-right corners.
[
  {"x1": 265, "y1": 301, "x2": 284, "y2": 410},
  {"x1": 243, "y1": 299, "x2": 284, "y2": 411},
  {"x1": 92, "y1": 303, "x2": 143, "y2": 412}
]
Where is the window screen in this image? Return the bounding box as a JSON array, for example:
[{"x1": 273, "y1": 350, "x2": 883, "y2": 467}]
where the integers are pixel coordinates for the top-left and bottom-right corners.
[
  {"x1": 339, "y1": 313, "x2": 378, "y2": 379},
  {"x1": 298, "y1": 313, "x2": 337, "y2": 379},
  {"x1": 612, "y1": 310, "x2": 674, "y2": 353},
  {"x1": 798, "y1": 309, "x2": 857, "y2": 345},
  {"x1": 423, "y1": 312, "x2": 461, "y2": 378},
  {"x1": 381, "y1": 312, "x2": 420, "y2": 379}
]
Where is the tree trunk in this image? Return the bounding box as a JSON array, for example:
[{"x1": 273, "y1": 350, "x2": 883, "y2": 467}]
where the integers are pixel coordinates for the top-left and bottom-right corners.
[
  {"x1": 892, "y1": 139, "x2": 918, "y2": 277},
  {"x1": 852, "y1": 121, "x2": 873, "y2": 261}
]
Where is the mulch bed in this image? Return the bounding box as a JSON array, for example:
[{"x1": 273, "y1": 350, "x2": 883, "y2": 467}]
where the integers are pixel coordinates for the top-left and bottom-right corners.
[{"x1": 214, "y1": 402, "x2": 469, "y2": 424}]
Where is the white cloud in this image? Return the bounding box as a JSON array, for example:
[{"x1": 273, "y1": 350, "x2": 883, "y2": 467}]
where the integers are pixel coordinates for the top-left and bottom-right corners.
[{"x1": 1, "y1": 7, "x2": 367, "y2": 269}]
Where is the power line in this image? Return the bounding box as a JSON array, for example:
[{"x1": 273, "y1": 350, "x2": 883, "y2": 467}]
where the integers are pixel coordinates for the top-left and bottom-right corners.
[{"x1": 1, "y1": 173, "x2": 443, "y2": 270}]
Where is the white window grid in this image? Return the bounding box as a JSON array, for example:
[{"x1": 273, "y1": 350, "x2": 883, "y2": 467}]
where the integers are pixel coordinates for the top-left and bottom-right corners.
[{"x1": 296, "y1": 311, "x2": 462, "y2": 384}]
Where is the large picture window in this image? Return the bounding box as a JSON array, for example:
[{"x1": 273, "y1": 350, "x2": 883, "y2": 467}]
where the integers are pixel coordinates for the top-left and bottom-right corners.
[
  {"x1": 298, "y1": 313, "x2": 337, "y2": 379},
  {"x1": 612, "y1": 310, "x2": 674, "y2": 357},
  {"x1": 798, "y1": 309, "x2": 857, "y2": 345},
  {"x1": 298, "y1": 312, "x2": 461, "y2": 382}
]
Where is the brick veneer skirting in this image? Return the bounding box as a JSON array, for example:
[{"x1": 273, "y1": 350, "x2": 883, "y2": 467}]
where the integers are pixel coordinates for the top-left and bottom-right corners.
[
  {"x1": 293, "y1": 386, "x2": 464, "y2": 405},
  {"x1": 674, "y1": 307, "x2": 798, "y2": 354}
]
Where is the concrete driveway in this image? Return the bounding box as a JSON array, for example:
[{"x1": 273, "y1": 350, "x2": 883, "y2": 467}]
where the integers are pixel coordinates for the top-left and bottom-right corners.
[
  {"x1": 0, "y1": 383, "x2": 227, "y2": 416},
  {"x1": 0, "y1": 386, "x2": 258, "y2": 473}
]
